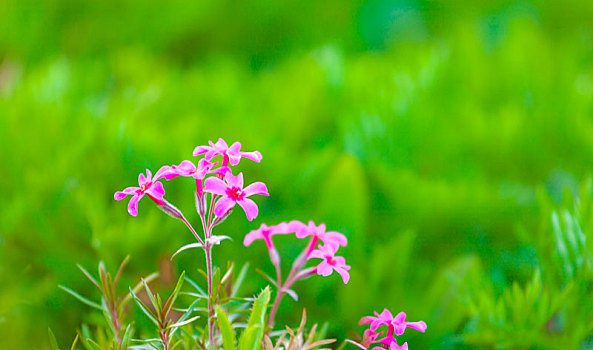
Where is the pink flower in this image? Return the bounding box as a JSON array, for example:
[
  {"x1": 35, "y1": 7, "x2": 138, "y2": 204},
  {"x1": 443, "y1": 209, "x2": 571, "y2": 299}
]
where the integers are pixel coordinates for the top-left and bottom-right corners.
[
  {"x1": 203, "y1": 172, "x2": 269, "y2": 221},
  {"x1": 161, "y1": 159, "x2": 216, "y2": 181},
  {"x1": 114, "y1": 168, "x2": 168, "y2": 216},
  {"x1": 289, "y1": 220, "x2": 348, "y2": 251},
  {"x1": 308, "y1": 244, "x2": 351, "y2": 284},
  {"x1": 360, "y1": 309, "x2": 427, "y2": 337},
  {"x1": 160, "y1": 159, "x2": 228, "y2": 197},
  {"x1": 244, "y1": 222, "x2": 292, "y2": 266},
  {"x1": 244, "y1": 222, "x2": 292, "y2": 248},
  {"x1": 193, "y1": 138, "x2": 262, "y2": 166}
]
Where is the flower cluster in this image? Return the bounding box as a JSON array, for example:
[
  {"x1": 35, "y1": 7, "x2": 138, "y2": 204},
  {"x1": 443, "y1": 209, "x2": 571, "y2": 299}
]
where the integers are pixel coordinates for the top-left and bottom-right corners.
[
  {"x1": 244, "y1": 220, "x2": 350, "y2": 284},
  {"x1": 244, "y1": 220, "x2": 350, "y2": 328},
  {"x1": 351, "y1": 309, "x2": 427, "y2": 350},
  {"x1": 114, "y1": 138, "x2": 268, "y2": 221}
]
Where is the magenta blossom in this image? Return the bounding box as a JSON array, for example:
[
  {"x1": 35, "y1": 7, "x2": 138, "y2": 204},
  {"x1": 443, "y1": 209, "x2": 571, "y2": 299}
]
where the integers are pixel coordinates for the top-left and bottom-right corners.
[
  {"x1": 360, "y1": 309, "x2": 427, "y2": 337},
  {"x1": 308, "y1": 244, "x2": 351, "y2": 284},
  {"x1": 114, "y1": 168, "x2": 168, "y2": 216},
  {"x1": 160, "y1": 159, "x2": 228, "y2": 197},
  {"x1": 193, "y1": 138, "x2": 262, "y2": 166},
  {"x1": 161, "y1": 159, "x2": 216, "y2": 181},
  {"x1": 244, "y1": 222, "x2": 292, "y2": 248},
  {"x1": 244, "y1": 222, "x2": 292, "y2": 266},
  {"x1": 289, "y1": 220, "x2": 348, "y2": 251},
  {"x1": 203, "y1": 172, "x2": 268, "y2": 221}
]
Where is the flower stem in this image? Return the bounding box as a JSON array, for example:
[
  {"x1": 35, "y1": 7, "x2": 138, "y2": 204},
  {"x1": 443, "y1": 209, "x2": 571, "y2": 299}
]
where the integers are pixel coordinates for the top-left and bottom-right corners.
[
  {"x1": 180, "y1": 215, "x2": 205, "y2": 247},
  {"x1": 267, "y1": 289, "x2": 285, "y2": 329},
  {"x1": 205, "y1": 244, "x2": 215, "y2": 349}
]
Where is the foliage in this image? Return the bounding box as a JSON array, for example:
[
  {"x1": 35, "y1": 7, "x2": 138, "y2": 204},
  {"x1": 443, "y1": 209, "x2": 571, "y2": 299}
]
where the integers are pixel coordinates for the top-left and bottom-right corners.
[{"x1": 1, "y1": 0, "x2": 593, "y2": 348}]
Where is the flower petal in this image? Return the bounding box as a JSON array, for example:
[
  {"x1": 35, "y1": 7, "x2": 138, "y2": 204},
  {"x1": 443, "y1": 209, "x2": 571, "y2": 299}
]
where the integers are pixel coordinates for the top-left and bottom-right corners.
[
  {"x1": 237, "y1": 198, "x2": 258, "y2": 221},
  {"x1": 127, "y1": 194, "x2": 142, "y2": 216},
  {"x1": 204, "y1": 177, "x2": 228, "y2": 196},
  {"x1": 241, "y1": 151, "x2": 262, "y2": 163},
  {"x1": 334, "y1": 266, "x2": 350, "y2": 284},
  {"x1": 146, "y1": 181, "x2": 165, "y2": 201},
  {"x1": 225, "y1": 172, "x2": 244, "y2": 188},
  {"x1": 243, "y1": 182, "x2": 269, "y2": 196},
  {"x1": 114, "y1": 187, "x2": 138, "y2": 200},
  {"x1": 316, "y1": 261, "x2": 333, "y2": 276},
  {"x1": 177, "y1": 160, "x2": 197, "y2": 173},
  {"x1": 359, "y1": 316, "x2": 377, "y2": 326},
  {"x1": 322, "y1": 231, "x2": 348, "y2": 248},
  {"x1": 243, "y1": 230, "x2": 264, "y2": 246},
  {"x1": 405, "y1": 320, "x2": 427, "y2": 333},
  {"x1": 394, "y1": 312, "x2": 407, "y2": 323},
  {"x1": 307, "y1": 249, "x2": 325, "y2": 260},
  {"x1": 228, "y1": 142, "x2": 242, "y2": 166},
  {"x1": 214, "y1": 197, "x2": 236, "y2": 217},
  {"x1": 193, "y1": 145, "x2": 211, "y2": 156},
  {"x1": 154, "y1": 165, "x2": 173, "y2": 181}
]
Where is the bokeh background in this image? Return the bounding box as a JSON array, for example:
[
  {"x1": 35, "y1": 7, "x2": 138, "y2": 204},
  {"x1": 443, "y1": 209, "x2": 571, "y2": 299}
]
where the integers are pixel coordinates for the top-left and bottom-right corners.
[{"x1": 2, "y1": 0, "x2": 593, "y2": 348}]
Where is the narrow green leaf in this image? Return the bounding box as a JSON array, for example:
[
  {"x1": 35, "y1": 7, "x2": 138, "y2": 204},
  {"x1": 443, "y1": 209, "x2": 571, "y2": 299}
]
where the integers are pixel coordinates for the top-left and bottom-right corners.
[
  {"x1": 142, "y1": 278, "x2": 161, "y2": 321},
  {"x1": 121, "y1": 272, "x2": 159, "y2": 308},
  {"x1": 84, "y1": 338, "x2": 102, "y2": 350},
  {"x1": 216, "y1": 306, "x2": 237, "y2": 350},
  {"x1": 129, "y1": 287, "x2": 159, "y2": 326},
  {"x1": 59, "y1": 285, "x2": 104, "y2": 311},
  {"x1": 171, "y1": 243, "x2": 204, "y2": 260},
  {"x1": 184, "y1": 275, "x2": 207, "y2": 296},
  {"x1": 163, "y1": 271, "x2": 185, "y2": 318},
  {"x1": 77, "y1": 264, "x2": 102, "y2": 292},
  {"x1": 170, "y1": 298, "x2": 201, "y2": 338},
  {"x1": 167, "y1": 315, "x2": 200, "y2": 329},
  {"x1": 121, "y1": 324, "x2": 134, "y2": 350},
  {"x1": 239, "y1": 287, "x2": 270, "y2": 350},
  {"x1": 114, "y1": 255, "x2": 131, "y2": 288},
  {"x1": 231, "y1": 263, "x2": 249, "y2": 297},
  {"x1": 70, "y1": 334, "x2": 79, "y2": 350},
  {"x1": 48, "y1": 327, "x2": 59, "y2": 350}
]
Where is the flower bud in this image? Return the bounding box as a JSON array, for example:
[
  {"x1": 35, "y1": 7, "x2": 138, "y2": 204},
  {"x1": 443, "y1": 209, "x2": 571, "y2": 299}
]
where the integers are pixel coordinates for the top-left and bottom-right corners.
[
  {"x1": 269, "y1": 248, "x2": 281, "y2": 267},
  {"x1": 212, "y1": 209, "x2": 232, "y2": 226},
  {"x1": 195, "y1": 191, "x2": 206, "y2": 216},
  {"x1": 158, "y1": 199, "x2": 184, "y2": 220}
]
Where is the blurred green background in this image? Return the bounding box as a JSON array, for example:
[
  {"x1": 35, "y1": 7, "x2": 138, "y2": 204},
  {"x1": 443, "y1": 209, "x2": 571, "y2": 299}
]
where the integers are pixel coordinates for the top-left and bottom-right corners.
[{"x1": 2, "y1": 0, "x2": 593, "y2": 348}]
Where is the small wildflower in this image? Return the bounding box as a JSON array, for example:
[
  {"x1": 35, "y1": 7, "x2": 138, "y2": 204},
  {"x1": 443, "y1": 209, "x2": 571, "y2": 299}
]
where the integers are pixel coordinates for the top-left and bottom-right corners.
[
  {"x1": 193, "y1": 138, "x2": 262, "y2": 166},
  {"x1": 203, "y1": 172, "x2": 268, "y2": 221},
  {"x1": 360, "y1": 309, "x2": 427, "y2": 336},
  {"x1": 289, "y1": 220, "x2": 348, "y2": 250},
  {"x1": 244, "y1": 222, "x2": 292, "y2": 266},
  {"x1": 308, "y1": 244, "x2": 351, "y2": 284},
  {"x1": 114, "y1": 168, "x2": 168, "y2": 216}
]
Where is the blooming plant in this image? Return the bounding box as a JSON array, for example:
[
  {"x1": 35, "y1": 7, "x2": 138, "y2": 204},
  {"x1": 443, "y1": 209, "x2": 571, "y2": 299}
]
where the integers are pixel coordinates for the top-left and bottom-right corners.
[{"x1": 56, "y1": 138, "x2": 426, "y2": 350}]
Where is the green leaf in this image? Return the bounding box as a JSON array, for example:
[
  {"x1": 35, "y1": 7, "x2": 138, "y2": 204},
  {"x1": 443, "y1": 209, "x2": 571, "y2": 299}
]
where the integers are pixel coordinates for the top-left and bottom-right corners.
[
  {"x1": 184, "y1": 275, "x2": 207, "y2": 297},
  {"x1": 163, "y1": 271, "x2": 185, "y2": 318},
  {"x1": 171, "y1": 243, "x2": 204, "y2": 260},
  {"x1": 167, "y1": 315, "x2": 200, "y2": 329},
  {"x1": 238, "y1": 327, "x2": 261, "y2": 350},
  {"x1": 216, "y1": 306, "x2": 237, "y2": 350},
  {"x1": 121, "y1": 324, "x2": 134, "y2": 350},
  {"x1": 59, "y1": 285, "x2": 104, "y2": 311},
  {"x1": 239, "y1": 287, "x2": 270, "y2": 350},
  {"x1": 129, "y1": 287, "x2": 159, "y2": 326},
  {"x1": 142, "y1": 278, "x2": 161, "y2": 321},
  {"x1": 48, "y1": 327, "x2": 59, "y2": 350},
  {"x1": 231, "y1": 263, "x2": 250, "y2": 297},
  {"x1": 77, "y1": 264, "x2": 102, "y2": 292},
  {"x1": 170, "y1": 298, "x2": 201, "y2": 338},
  {"x1": 83, "y1": 338, "x2": 102, "y2": 350},
  {"x1": 70, "y1": 334, "x2": 79, "y2": 350}
]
